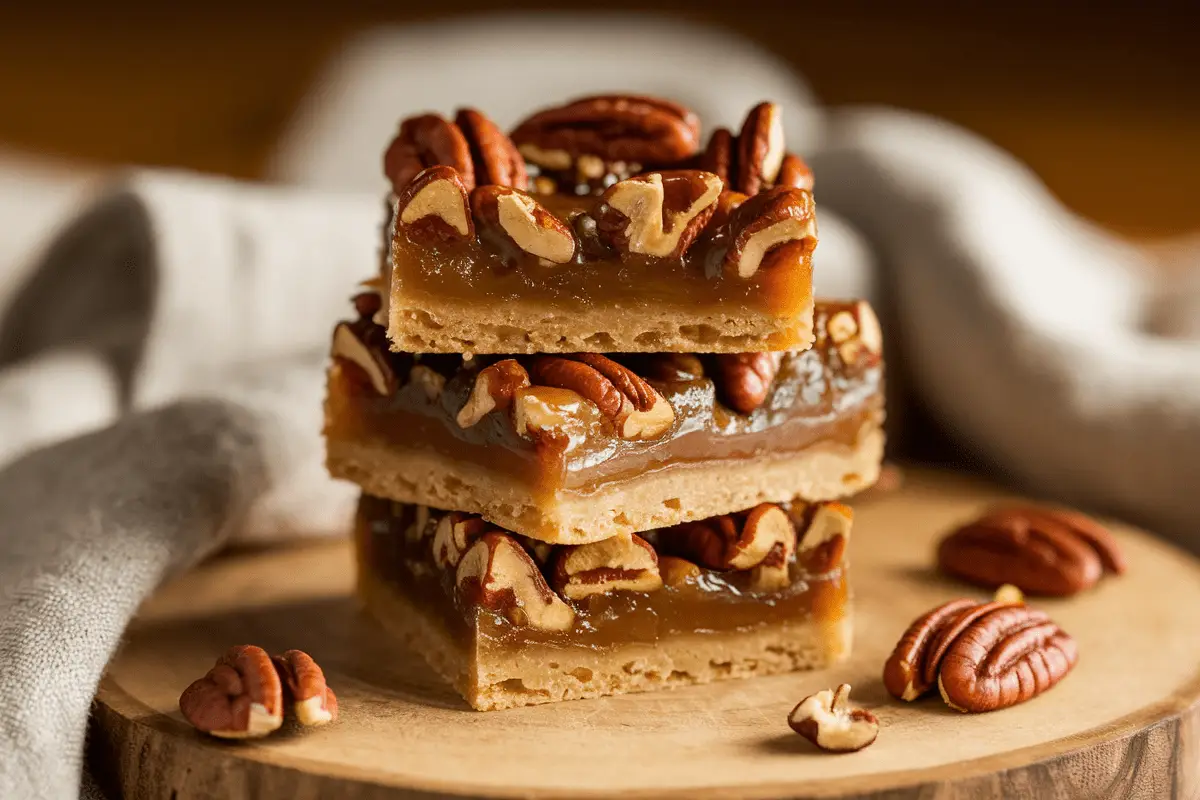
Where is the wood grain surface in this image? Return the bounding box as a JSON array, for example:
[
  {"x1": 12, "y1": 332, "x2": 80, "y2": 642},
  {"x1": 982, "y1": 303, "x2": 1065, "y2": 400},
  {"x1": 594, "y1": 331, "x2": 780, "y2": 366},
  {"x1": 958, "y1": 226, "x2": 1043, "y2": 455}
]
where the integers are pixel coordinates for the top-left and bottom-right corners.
[{"x1": 90, "y1": 470, "x2": 1200, "y2": 799}]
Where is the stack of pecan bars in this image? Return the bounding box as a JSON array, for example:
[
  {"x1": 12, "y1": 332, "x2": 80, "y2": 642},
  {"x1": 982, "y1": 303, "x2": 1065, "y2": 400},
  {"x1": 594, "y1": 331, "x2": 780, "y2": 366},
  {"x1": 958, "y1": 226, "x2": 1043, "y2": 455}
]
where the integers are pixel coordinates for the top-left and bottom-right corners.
[{"x1": 324, "y1": 96, "x2": 886, "y2": 710}]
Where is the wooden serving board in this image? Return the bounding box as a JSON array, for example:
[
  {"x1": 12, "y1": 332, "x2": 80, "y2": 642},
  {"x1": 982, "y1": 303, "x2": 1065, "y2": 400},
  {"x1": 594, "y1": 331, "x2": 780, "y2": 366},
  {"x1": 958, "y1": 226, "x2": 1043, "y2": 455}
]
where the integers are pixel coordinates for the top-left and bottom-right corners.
[{"x1": 91, "y1": 470, "x2": 1200, "y2": 799}]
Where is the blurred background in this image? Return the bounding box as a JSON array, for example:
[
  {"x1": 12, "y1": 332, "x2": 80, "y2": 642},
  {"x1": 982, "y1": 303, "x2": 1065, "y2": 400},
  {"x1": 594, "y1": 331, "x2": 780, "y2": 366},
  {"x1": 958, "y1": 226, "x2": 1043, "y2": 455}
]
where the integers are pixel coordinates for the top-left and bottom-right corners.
[{"x1": 2, "y1": 3, "x2": 1198, "y2": 238}]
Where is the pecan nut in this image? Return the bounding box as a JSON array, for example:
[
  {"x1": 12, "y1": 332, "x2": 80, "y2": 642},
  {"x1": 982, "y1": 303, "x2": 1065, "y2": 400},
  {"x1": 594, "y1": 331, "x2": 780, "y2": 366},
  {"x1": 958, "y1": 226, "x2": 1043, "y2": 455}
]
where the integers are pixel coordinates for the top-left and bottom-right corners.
[
  {"x1": 658, "y1": 555, "x2": 704, "y2": 588},
  {"x1": 454, "y1": 108, "x2": 528, "y2": 190},
  {"x1": 432, "y1": 511, "x2": 492, "y2": 569},
  {"x1": 937, "y1": 507, "x2": 1109, "y2": 596},
  {"x1": 642, "y1": 353, "x2": 705, "y2": 383},
  {"x1": 272, "y1": 650, "x2": 338, "y2": 727},
  {"x1": 882, "y1": 598, "x2": 980, "y2": 702},
  {"x1": 736, "y1": 102, "x2": 786, "y2": 196},
  {"x1": 659, "y1": 503, "x2": 794, "y2": 582},
  {"x1": 456, "y1": 532, "x2": 576, "y2": 631},
  {"x1": 551, "y1": 533, "x2": 663, "y2": 599},
  {"x1": 998, "y1": 506, "x2": 1127, "y2": 575},
  {"x1": 511, "y1": 94, "x2": 701, "y2": 168},
  {"x1": 823, "y1": 301, "x2": 883, "y2": 367},
  {"x1": 394, "y1": 165, "x2": 475, "y2": 246},
  {"x1": 713, "y1": 352, "x2": 782, "y2": 413},
  {"x1": 331, "y1": 322, "x2": 396, "y2": 396},
  {"x1": 511, "y1": 385, "x2": 601, "y2": 445},
  {"x1": 794, "y1": 502, "x2": 853, "y2": 575},
  {"x1": 593, "y1": 170, "x2": 723, "y2": 259},
  {"x1": 529, "y1": 355, "x2": 675, "y2": 440},
  {"x1": 179, "y1": 645, "x2": 284, "y2": 738},
  {"x1": 777, "y1": 153, "x2": 814, "y2": 191},
  {"x1": 471, "y1": 185, "x2": 576, "y2": 264},
  {"x1": 722, "y1": 186, "x2": 817, "y2": 279},
  {"x1": 384, "y1": 114, "x2": 475, "y2": 194},
  {"x1": 457, "y1": 359, "x2": 531, "y2": 428},
  {"x1": 408, "y1": 364, "x2": 446, "y2": 401},
  {"x1": 788, "y1": 684, "x2": 879, "y2": 753},
  {"x1": 938, "y1": 604, "x2": 1078, "y2": 713}
]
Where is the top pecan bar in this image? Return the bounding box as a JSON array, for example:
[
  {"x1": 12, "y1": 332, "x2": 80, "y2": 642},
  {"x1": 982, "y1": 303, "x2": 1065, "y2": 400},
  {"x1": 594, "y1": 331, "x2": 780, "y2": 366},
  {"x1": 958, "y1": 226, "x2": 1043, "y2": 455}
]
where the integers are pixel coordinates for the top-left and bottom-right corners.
[{"x1": 378, "y1": 96, "x2": 818, "y2": 355}]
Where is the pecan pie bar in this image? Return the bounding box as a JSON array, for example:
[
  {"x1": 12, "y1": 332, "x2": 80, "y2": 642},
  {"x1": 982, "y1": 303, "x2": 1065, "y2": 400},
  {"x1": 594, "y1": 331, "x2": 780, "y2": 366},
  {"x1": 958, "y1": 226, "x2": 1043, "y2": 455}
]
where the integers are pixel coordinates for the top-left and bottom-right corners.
[
  {"x1": 326, "y1": 296, "x2": 884, "y2": 544},
  {"x1": 380, "y1": 97, "x2": 817, "y2": 354},
  {"x1": 354, "y1": 493, "x2": 853, "y2": 711}
]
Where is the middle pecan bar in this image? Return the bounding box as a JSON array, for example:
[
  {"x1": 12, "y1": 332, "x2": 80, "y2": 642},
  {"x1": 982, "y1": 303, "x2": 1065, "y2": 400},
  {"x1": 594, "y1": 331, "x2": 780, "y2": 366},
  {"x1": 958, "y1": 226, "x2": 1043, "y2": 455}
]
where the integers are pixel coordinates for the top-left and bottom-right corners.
[{"x1": 325, "y1": 295, "x2": 884, "y2": 545}]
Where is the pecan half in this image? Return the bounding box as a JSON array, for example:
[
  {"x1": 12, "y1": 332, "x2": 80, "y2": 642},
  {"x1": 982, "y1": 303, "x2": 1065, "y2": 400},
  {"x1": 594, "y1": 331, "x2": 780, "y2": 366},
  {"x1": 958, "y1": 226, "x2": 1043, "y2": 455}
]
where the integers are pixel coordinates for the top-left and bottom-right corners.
[
  {"x1": 593, "y1": 170, "x2": 723, "y2": 259},
  {"x1": 882, "y1": 598, "x2": 980, "y2": 702},
  {"x1": 457, "y1": 359, "x2": 531, "y2": 428},
  {"x1": 179, "y1": 645, "x2": 284, "y2": 739},
  {"x1": 394, "y1": 165, "x2": 474, "y2": 246},
  {"x1": 777, "y1": 153, "x2": 814, "y2": 191},
  {"x1": 788, "y1": 684, "x2": 879, "y2": 753},
  {"x1": 722, "y1": 186, "x2": 817, "y2": 279},
  {"x1": 642, "y1": 353, "x2": 705, "y2": 383},
  {"x1": 552, "y1": 533, "x2": 663, "y2": 599},
  {"x1": 511, "y1": 94, "x2": 701, "y2": 168},
  {"x1": 471, "y1": 185, "x2": 576, "y2": 264},
  {"x1": 996, "y1": 506, "x2": 1127, "y2": 575},
  {"x1": 331, "y1": 322, "x2": 396, "y2": 396},
  {"x1": 455, "y1": 108, "x2": 528, "y2": 190},
  {"x1": 384, "y1": 114, "x2": 475, "y2": 194},
  {"x1": 736, "y1": 102, "x2": 786, "y2": 196},
  {"x1": 660, "y1": 503, "x2": 794, "y2": 580},
  {"x1": 937, "y1": 604, "x2": 1078, "y2": 713},
  {"x1": 713, "y1": 352, "x2": 783, "y2": 413},
  {"x1": 698, "y1": 127, "x2": 735, "y2": 185},
  {"x1": 529, "y1": 355, "x2": 675, "y2": 440},
  {"x1": 824, "y1": 301, "x2": 883, "y2": 367},
  {"x1": 937, "y1": 509, "x2": 1105, "y2": 596},
  {"x1": 456, "y1": 532, "x2": 575, "y2": 631},
  {"x1": 272, "y1": 650, "x2": 338, "y2": 727},
  {"x1": 432, "y1": 511, "x2": 493, "y2": 569}
]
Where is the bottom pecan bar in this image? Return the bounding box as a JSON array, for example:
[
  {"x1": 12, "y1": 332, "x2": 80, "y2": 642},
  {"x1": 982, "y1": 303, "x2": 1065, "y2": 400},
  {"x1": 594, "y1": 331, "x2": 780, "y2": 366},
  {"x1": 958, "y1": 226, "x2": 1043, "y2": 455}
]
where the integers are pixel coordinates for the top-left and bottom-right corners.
[{"x1": 354, "y1": 493, "x2": 854, "y2": 711}]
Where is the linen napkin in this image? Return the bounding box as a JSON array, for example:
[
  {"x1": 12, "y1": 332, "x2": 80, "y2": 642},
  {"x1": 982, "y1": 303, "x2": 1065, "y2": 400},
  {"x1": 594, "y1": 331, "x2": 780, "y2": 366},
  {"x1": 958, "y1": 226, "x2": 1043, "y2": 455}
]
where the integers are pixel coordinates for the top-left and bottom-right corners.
[{"x1": 1, "y1": 13, "x2": 1198, "y2": 800}]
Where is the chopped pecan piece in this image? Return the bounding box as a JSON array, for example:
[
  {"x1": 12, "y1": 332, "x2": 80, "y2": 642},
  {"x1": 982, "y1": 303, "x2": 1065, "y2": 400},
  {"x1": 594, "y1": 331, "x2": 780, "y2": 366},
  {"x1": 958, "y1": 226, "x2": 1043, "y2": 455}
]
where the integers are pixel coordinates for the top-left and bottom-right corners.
[
  {"x1": 394, "y1": 165, "x2": 475, "y2": 246},
  {"x1": 432, "y1": 511, "x2": 492, "y2": 569},
  {"x1": 660, "y1": 503, "x2": 794, "y2": 581},
  {"x1": 456, "y1": 533, "x2": 575, "y2": 631},
  {"x1": 713, "y1": 352, "x2": 783, "y2": 413},
  {"x1": 794, "y1": 502, "x2": 853, "y2": 574},
  {"x1": 511, "y1": 386, "x2": 601, "y2": 444},
  {"x1": 455, "y1": 108, "x2": 528, "y2": 190},
  {"x1": 384, "y1": 114, "x2": 475, "y2": 194},
  {"x1": 457, "y1": 359, "x2": 531, "y2": 428},
  {"x1": 272, "y1": 650, "x2": 338, "y2": 727},
  {"x1": 331, "y1": 322, "x2": 395, "y2": 396},
  {"x1": 658, "y1": 555, "x2": 704, "y2": 588},
  {"x1": 593, "y1": 170, "x2": 723, "y2": 259},
  {"x1": 471, "y1": 186, "x2": 576, "y2": 264},
  {"x1": 511, "y1": 94, "x2": 701, "y2": 168},
  {"x1": 722, "y1": 186, "x2": 817, "y2": 279},
  {"x1": 179, "y1": 645, "x2": 284, "y2": 739},
  {"x1": 551, "y1": 533, "x2": 663, "y2": 600},
  {"x1": 824, "y1": 301, "x2": 883, "y2": 367},
  {"x1": 937, "y1": 604, "x2": 1078, "y2": 713},
  {"x1": 789, "y1": 684, "x2": 879, "y2": 753}
]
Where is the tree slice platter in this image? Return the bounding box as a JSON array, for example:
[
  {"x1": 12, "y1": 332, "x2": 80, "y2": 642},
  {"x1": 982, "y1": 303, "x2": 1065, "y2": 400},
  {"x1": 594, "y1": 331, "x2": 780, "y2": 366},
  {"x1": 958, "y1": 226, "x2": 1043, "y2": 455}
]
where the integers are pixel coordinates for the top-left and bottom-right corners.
[{"x1": 91, "y1": 469, "x2": 1200, "y2": 799}]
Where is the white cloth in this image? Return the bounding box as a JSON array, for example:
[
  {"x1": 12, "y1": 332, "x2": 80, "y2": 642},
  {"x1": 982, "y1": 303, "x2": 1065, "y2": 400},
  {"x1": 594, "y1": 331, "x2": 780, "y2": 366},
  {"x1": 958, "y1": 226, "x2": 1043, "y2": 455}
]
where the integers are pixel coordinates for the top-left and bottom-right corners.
[{"x1": 0, "y1": 14, "x2": 1197, "y2": 800}]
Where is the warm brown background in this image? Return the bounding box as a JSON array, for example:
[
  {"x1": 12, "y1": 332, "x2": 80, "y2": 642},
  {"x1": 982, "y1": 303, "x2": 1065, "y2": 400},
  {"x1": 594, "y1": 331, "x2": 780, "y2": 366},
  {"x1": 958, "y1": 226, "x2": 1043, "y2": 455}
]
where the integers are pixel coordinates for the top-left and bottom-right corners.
[{"x1": 1, "y1": 4, "x2": 1198, "y2": 239}]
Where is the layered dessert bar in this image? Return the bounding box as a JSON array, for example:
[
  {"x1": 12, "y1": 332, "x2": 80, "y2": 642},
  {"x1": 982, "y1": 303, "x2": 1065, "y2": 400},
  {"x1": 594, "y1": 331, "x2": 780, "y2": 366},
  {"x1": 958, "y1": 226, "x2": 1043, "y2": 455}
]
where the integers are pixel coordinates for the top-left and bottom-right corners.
[
  {"x1": 381, "y1": 96, "x2": 818, "y2": 354},
  {"x1": 354, "y1": 493, "x2": 854, "y2": 710},
  {"x1": 327, "y1": 295, "x2": 884, "y2": 544}
]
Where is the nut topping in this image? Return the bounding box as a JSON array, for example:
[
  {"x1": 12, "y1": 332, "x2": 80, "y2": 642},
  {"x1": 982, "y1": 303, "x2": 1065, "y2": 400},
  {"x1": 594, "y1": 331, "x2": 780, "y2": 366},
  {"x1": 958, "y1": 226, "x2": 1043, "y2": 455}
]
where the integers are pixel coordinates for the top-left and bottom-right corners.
[
  {"x1": 593, "y1": 170, "x2": 723, "y2": 259},
  {"x1": 511, "y1": 94, "x2": 701, "y2": 168},
  {"x1": 395, "y1": 166, "x2": 474, "y2": 245},
  {"x1": 883, "y1": 598, "x2": 979, "y2": 702},
  {"x1": 551, "y1": 533, "x2": 663, "y2": 599},
  {"x1": 456, "y1": 359, "x2": 531, "y2": 428},
  {"x1": 456, "y1": 533, "x2": 575, "y2": 631},
  {"x1": 272, "y1": 650, "x2": 338, "y2": 727},
  {"x1": 454, "y1": 108, "x2": 528, "y2": 190},
  {"x1": 432, "y1": 511, "x2": 492, "y2": 569},
  {"x1": 331, "y1": 322, "x2": 395, "y2": 396},
  {"x1": 660, "y1": 503, "x2": 794, "y2": 578},
  {"x1": 777, "y1": 153, "x2": 814, "y2": 191},
  {"x1": 529, "y1": 355, "x2": 675, "y2": 440},
  {"x1": 824, "y1": 301, "x2": 883, "y2": 367},
  {"x1": 179, "y1": 645, "x2": 284, "y2": 739},
  {"x1": 736, "y1": 102, "x2": 786, "y2": 196},
  {"x1": 713, "y1": 352, "x2": 783, "y2": 413},
  {"x1": 408, "y1": 364, "x2": 446, "y2": 401},
  {"x1": 511, "y1": 385, "x2": 599, "y2": 444},
  {"x1": 471, "y1": 186, "x2": 576, "y2": 264},
  {"x1": 788, "y1": 684, "x2": 879, "y2": 753},
  {"x1": 938, "y1": 604, "x2": 1079, "y2": 713},
  {"x1": 723, "y1": 186, "x2": 817, "y2": 279},
  {"x1": 384, "y1": 113, "x2": 475, "y2": 194},
  {"x1": 794, "y1": 502, "x2": 853, "y2": 575},
  {"x1": 937, "y1": 507, "x2": 1112, "y2": 596},
  {"x1": 658, "y1": 555, "x2": 704, "y2": 588}
]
